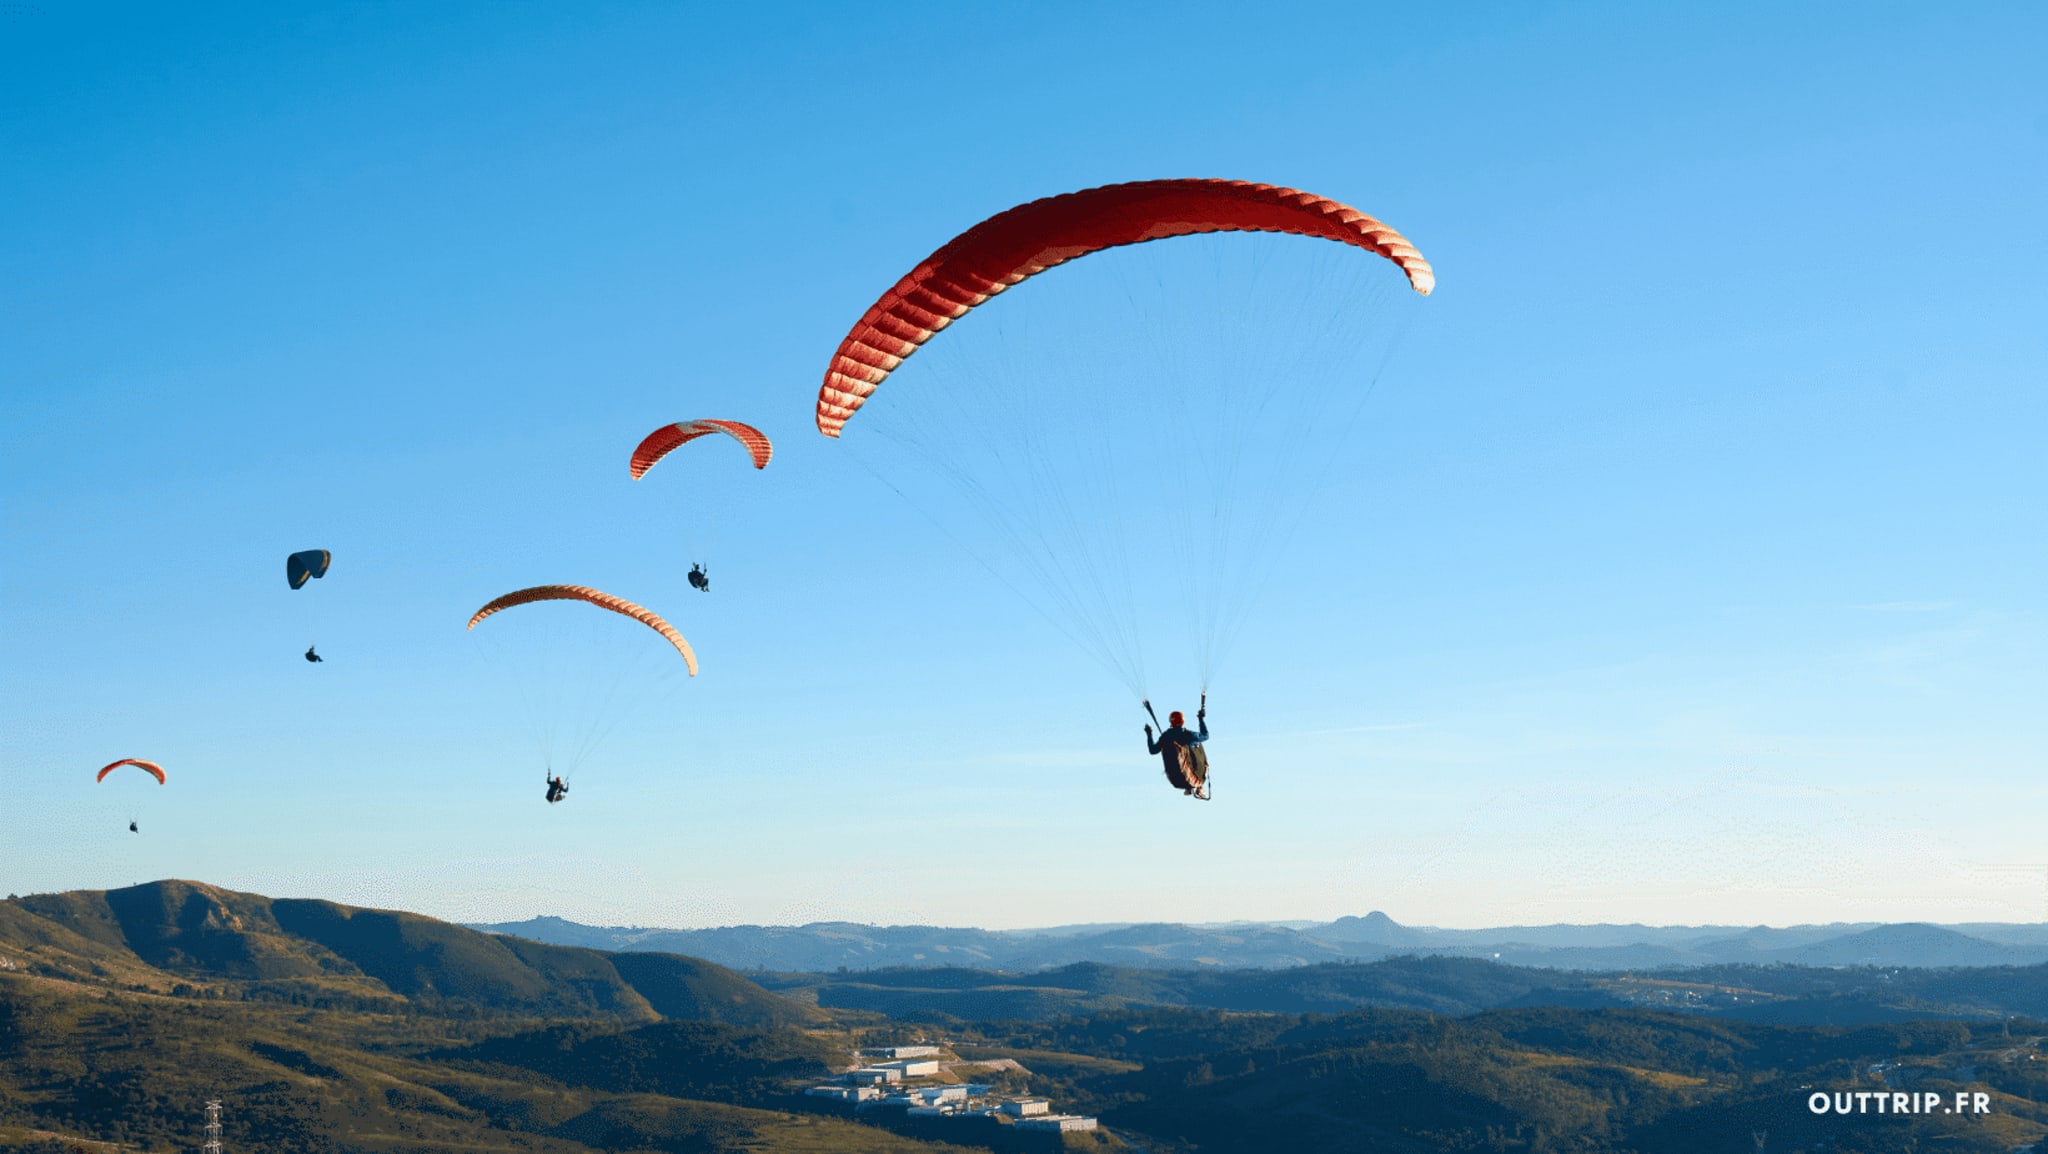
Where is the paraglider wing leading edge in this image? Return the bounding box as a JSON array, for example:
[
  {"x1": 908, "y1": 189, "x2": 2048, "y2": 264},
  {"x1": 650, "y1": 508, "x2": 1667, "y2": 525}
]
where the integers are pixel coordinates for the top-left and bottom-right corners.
[{"x1": 816, "y1": 178, "x2": 1434, "y2": 437}]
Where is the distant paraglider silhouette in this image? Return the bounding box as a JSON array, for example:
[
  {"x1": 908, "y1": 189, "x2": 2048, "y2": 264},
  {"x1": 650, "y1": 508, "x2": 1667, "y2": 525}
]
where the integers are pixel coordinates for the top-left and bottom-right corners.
[
  {"x1": 467, "y1": 585, "x2": 698, "y2": 798},
  {"x1": 97, "y1": 758, "x2": 165, "y2": 833},
  {"x1": 631, "y1": 420, "x2": 771, "y2": 593},
  {"x1": 288, "y1": 549, "x2": 333, "y2": 661}
]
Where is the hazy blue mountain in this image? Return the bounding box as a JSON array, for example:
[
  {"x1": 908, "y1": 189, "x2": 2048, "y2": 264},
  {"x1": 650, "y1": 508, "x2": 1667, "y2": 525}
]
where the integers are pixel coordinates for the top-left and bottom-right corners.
[
  {"x1": 1319, "y1": 909, "x2": 1421, "y2": 944},
  {"x1": 1955, "y1": 922, "x2": 2048, "y2": 946},
  {"x1": 1769, "y1": 922, "x2": 2038, "y2": 967},
  {"x1": 472, "y1": 910, "x2": 2048, "y2": 973}
]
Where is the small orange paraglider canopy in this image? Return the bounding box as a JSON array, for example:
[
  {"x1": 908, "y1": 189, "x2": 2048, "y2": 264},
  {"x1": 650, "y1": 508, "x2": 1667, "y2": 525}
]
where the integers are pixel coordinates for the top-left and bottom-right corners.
[{"x1": 467, "y1": 585, "x2": 697, "y2": 676}]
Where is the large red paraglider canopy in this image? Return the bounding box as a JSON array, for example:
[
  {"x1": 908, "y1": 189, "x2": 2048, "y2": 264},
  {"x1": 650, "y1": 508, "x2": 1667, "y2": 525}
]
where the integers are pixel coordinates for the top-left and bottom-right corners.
[{"x1": 816, "y1": 178, "x2": 1434, "y2": 437}]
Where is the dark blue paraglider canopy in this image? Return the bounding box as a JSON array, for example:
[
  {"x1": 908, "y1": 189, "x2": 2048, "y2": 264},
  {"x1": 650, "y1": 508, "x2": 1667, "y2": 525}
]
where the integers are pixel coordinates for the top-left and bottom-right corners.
[{"x1": 287, "y1": 549, "x2": 331, "y2": 590}]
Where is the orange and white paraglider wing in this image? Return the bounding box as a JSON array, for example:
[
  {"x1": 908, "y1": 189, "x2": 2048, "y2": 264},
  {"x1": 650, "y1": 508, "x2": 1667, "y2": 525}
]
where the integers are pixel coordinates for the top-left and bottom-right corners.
[
  {"x1": 629, "y1": 420, "x2": 773, "y2": 479},
  {"x1": 96, "y1": 758, "x2": 166, "y2": 785},
  {"x1": 816, "y1": 178, "x2": 1435, "y2": 437},
  {"x1": 467, "y1": 585, "x2": 698, "y2": 676}
]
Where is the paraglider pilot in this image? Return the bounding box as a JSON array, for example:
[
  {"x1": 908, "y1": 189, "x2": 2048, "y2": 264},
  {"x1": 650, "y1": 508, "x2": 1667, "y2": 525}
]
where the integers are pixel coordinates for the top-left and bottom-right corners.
[
  {"x1": 687, "y1": 563, "x2": 709, "y2": 593},
  {"x1": 1146, "y1": 705, "x2": 1209, "y2": 795},
  {"x1": 128, "y1": 821, "x2": 138, "y2": 833},
  {"x1": 544, "y1": 774, "x2": 568, "y2": 804},
  {"x1": 304, "y1": 645, "x2": 323, "y2": 663}
]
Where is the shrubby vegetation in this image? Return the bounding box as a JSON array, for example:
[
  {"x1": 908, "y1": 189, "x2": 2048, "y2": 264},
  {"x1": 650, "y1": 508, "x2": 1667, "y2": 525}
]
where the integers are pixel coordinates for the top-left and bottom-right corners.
[{"x1": 6, "y1": 882, "x2": 2047, "y2": 1153}]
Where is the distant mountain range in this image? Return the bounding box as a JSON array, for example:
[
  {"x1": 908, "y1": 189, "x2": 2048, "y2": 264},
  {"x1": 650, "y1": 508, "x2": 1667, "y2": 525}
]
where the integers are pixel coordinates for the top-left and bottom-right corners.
[
  {"x1": 11, "y1": 880, "x2": 2048, "y2": 1154},
  {"x1": 471, "y1": 910, "x2": 2048, "y2": 973},
  {"x1": 10, "y1": 882, "x2": 2048, "y2": 1030}
]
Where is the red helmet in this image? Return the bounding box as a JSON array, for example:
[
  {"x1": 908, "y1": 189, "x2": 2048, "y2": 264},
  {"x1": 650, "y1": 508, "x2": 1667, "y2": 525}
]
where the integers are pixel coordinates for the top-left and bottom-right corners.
[{"x1": 1168, "y1": 711, "x2": 1185, "y2": 726}]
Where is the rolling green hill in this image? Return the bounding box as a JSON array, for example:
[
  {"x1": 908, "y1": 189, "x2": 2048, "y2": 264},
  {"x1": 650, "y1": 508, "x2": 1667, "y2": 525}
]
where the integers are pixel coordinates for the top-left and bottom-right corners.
[
  {"x1": 770, "y1": 954, "x2": 2048, "y2": 1026},
  {"x1": 1, "y1": 881, "x2": 817, "y2": 1026},
  {"x1": 0, "y1": 975, "x2": 963, "y2": 1154},
  {"x1": 956, "y1": 1007, "x2": 2048, "y2": 1154},
  {"x1": 439, "y1": 1019, "x2": 845, "y2": 1103},
  {"x1": 778, "y1": 956, "x2": 1610, "y2": 1021}
]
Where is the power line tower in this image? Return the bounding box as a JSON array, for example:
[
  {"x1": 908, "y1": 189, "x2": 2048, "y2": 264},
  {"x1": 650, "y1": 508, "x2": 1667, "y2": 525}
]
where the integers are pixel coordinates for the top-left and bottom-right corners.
[{"x1": 201, "y1": 1100, "x2": 223, "y2": 1154}]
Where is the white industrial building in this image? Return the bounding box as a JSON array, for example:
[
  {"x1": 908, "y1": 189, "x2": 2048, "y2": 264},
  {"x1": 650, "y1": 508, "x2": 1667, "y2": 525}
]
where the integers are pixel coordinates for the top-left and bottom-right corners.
[
  {"x1": 883, "y1": 1086, "x2": 972, "y2": 1109},
  {"x1": 846, "y1": 1067, "x2": 902, "y2": 1085},
  {"x1": 1000, "y1": 1099, "x2": 1051, "y2": 1117},
  {"x1": 865, "y1": 1045, "x2": 943, "y2": 1059},
  {"x1": 806, "y1": 1085, "x2": 880, "y2": 1102},
  {"x1": 877, "y1": 1058, "x2": 942, "y2": 1077},
  {"x1": 1016, "y1": 1114, "x2": 1099, "y2": 1133}
]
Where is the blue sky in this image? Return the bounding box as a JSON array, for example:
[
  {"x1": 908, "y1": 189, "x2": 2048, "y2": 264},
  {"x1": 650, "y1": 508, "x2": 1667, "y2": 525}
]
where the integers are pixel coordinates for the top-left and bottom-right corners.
[{"x1": 3, "y1": 2, "x2": 2043, "y2": 930}]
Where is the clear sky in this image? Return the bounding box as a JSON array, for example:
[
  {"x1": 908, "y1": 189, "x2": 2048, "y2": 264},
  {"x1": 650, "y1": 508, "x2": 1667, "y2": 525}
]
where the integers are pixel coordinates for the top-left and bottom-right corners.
[{"x1": 3, "y1": 2, "x2": 2043, "y2": 931}]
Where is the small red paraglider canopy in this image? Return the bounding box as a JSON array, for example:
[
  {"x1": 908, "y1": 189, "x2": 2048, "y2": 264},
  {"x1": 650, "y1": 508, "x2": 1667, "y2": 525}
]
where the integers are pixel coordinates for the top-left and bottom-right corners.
[
  {"x1": 629, "y1": 420, "x2": 772, "y2": 479},
  {"x1": 96, "y1": 758, "x2": 166, "y2": 785}
]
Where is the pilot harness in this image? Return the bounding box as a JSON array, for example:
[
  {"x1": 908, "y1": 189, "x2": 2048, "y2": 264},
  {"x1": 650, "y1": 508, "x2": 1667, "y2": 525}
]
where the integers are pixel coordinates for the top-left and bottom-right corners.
[{"x1": 1144, "y1": 693, "x2": 1211, "y2": 801}]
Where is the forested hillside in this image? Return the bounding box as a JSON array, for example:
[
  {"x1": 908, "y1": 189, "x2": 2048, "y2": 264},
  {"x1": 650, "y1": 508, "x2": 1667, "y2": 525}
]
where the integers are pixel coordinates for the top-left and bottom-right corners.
[{"x1": 6, "y1": 882, "x2": 2046, "y2": 1153}]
